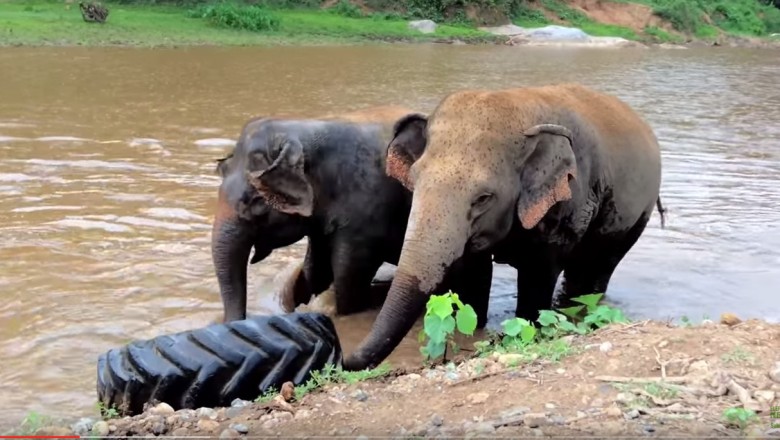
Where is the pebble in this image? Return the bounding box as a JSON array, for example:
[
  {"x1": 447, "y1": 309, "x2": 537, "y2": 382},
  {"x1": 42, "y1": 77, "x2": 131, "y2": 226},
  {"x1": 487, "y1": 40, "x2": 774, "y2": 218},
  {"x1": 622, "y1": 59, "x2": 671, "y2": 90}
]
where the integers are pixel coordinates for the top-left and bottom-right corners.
[
  {"x1": 357, "y1": 436, "x2": 370, "y2": 440},
  {"x1": 700, "y1": 319, "x2": 714, "y2": 326},
  {"x1": 556, "y1": 368, "x2": 566, "y2": 374},
  {"x1": 544, "y1": 403, "x2": 556, "y2": 410},
  {"x1": 444, "y1": 371, "x2": 459, "y2": 381},
  {"x1": 230, "y1": 423, "x2": 249, "y2": 434},
  {"x1": 197, "y1": 419, "x2": 220, "y2": 432},
  {"x1": 92, "y1": 421, "x2": 110, "y2": 436},
  {"x1": 769, "y1": 362, "x2": 780, "y2": 383},
  {"x1": 720, "y1": 312, "x2": 741, "y2": 326},
  {"x1": 220, "y1": 428, "x2": 241, "y2": 438},
  {"x1": 522, "y1": 413, "x2": 549, "y2": 428},
  {"x1": 550, "y1": 415, "x2": 566, "y2": 425},
  {"x1": 599, "y1": 342, "x2": 613, "y2": 353},
  {"x1": 625, "y1": 409, "x2": 640, "y2": 419},
  {"x1": 151, "y1": 402, "x2": 175, "y2": 416},
  {"x1": 605, "y1": 407, "x2": 623, "y2": 418},
  {"x1": 532, "y1": 428, "x2": 545, "y2": 437},
  {"x1": 408, "y1": 373, "x2": 421, "y2": 380},
  {"x1": 755, "y1": 390, "x2": 776, "y2": 403},
  {"x1": 657, "y1": 340, "x2": 668, "y2": 348},
  {"x1": 281, "y1": 382, "x2": 295, "y2": 402},
  {"x1": 197, "y1": 407, "x2": 218, "y2": 420},
  {"x1": 151, "y1": 421, "x2": 167, "y2": 436},
  {"x1": 70, "y1": 417, "x2": 95, "y2": 436},
  {"x1": 352, "y1": 389, "x2": 369, "y2": 402},
  {"x1": 173, "y1": 427, "x2": 190, "y2": 436},
  {"x1": 615, "y1": 392, "x2": 632, "y2": 403},
  {"x1": 643, "y1": 424, "x2": 656, "y2": 433},
  {"x1": 230, "y1": 398, "x2": 252, "y2": 408},
  {"x1": 576, "y1": 411, "x2": 586, "y2": 418},
  {"x1": 431, "y1": 414, "x2": 444, "y2": 426},
  {"x1": 467, "y1": 392, "x2": 490, "y2": 404}
]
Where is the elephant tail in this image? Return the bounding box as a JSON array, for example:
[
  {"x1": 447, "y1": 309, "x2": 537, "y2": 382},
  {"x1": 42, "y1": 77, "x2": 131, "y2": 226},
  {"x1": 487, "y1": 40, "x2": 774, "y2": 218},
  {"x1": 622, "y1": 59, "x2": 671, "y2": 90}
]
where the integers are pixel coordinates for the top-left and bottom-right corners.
[{"x1": 656, "y1": 196, "x2": 666, "y2": 229}]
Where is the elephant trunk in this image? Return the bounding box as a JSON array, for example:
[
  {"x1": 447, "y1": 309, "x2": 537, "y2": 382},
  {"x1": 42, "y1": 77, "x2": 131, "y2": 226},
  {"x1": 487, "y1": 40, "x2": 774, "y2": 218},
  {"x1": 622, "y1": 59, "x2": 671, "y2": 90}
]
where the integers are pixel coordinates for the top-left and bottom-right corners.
[
  {"x1": 212, "y1": 188, "x2": 254, "y2": 322},
  {"x1": 343, "y1": 191, "x2": 468, "y2": 370}
]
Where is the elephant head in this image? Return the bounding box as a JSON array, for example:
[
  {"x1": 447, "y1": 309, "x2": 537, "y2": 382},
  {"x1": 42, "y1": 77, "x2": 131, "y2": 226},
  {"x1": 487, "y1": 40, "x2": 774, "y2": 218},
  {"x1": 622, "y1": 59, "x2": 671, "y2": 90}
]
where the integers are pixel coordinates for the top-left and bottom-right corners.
[
  {"x1": 342, "y1": 94, "x2": 578, "y2": 370},
  {"x1": 211, "y1": 118, "x2": 314, "y2": 322}
]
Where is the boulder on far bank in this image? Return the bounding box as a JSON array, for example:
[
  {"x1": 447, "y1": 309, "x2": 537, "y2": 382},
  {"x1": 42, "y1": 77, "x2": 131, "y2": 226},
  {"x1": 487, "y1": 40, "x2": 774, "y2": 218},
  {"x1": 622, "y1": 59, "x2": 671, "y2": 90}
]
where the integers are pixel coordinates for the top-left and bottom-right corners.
[
  {"x1": 409, "y1": 20, "x2": 437, "y2": 34},
  {"x1": 480, "y1": 24, "x2": 645, "y2": 48}
]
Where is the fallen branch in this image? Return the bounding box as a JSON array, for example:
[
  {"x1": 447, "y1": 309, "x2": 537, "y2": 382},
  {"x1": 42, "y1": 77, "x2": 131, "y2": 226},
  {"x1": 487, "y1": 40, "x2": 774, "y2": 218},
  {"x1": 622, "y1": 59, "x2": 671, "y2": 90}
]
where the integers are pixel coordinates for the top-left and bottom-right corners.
[
  {"x1": 449, "y1": 368, "x2": 515, "y2": 386},
  {"x1": 653, "y1": 346, "x2": 668, "y2": 379},
  {"x1": 595, "y1": 375, "x2": 689, "y2": 384},
  {"x1": 597, "y1": 319, "x2": 650, "y2": 337}
]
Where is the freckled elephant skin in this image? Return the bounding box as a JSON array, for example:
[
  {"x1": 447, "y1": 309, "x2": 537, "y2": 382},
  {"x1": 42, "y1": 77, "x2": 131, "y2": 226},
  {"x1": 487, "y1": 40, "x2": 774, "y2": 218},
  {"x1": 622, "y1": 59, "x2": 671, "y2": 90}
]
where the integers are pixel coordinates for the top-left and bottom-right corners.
[
  {"x1": 211, "y1": 106, "x2": 494, "y2": 325},
  {"x1": 343, "y1": 83, "x2": 665, "y2": 371}
]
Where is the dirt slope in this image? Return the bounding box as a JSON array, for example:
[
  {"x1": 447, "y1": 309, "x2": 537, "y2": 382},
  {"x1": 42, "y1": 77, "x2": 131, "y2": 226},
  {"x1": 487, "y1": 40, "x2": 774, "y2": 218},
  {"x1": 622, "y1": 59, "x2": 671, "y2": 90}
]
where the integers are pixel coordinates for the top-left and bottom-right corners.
[{"x1": 37, "y1": 317, "x2": 780, "y2": 438}]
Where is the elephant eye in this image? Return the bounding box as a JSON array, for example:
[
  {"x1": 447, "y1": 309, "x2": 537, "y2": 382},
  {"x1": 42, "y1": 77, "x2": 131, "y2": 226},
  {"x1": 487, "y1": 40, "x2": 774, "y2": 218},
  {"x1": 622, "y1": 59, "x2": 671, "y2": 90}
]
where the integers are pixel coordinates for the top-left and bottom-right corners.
[{"x1": 473, "y1": 192, "x2": 494, "y2": 207}]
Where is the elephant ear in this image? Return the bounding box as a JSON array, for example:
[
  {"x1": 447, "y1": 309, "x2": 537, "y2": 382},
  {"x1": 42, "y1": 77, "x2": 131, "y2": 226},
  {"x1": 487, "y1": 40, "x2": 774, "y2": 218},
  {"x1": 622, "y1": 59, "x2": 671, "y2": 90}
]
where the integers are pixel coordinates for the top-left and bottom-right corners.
[
  {"x1": 385, "y1": 113, "x2": 428, "y2": 191},
  {"x1": 516, "y1": 124, "x2": 578, "y2": 230},
  {"x1": 247, "y1": 136, "x2": 314, "y2": 217}
]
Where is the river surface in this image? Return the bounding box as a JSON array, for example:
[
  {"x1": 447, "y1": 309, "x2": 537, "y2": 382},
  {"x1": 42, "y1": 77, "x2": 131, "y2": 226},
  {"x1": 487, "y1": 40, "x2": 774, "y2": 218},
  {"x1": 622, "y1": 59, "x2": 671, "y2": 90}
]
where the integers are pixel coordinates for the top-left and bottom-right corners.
[{"x1": 0, "y1": 45, "x2": 779, "y2": 427}]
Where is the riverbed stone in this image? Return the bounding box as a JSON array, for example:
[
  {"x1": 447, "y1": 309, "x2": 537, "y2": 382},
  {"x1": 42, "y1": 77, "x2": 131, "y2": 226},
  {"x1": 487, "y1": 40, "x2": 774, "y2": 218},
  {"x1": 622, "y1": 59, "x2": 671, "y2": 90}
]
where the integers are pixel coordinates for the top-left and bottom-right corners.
[
  {"x1": 173, "y1": 427, "x2": 190, "y2": 436},
  {"x1": 408, "y1": 19, "x2": 437, "y2": 34},
  {"x1": 220, "y1": 428, "x2": 241, "y2": 438},
  {"x1": 467, "y1": 392, "x2": 490, "y2": 404},
  {"x1": 231, "y1": 398, "x2": 251, "y2": 408},
  {"x1": 92, "y1": 421, "x2": 110, "y2": 436},
  {"x1": 197, "y1": 407, "x2": 218, "y2": 420},
  {"x1": 230, "y1": 423, "x2": 249, "y2": 434},
  {"x1": 522, "y1": 413, "x2": 549, "y2": 428},
  {"x1": 197, "y1": 419, "x2": 220, "y2": 432},
  {"x1": 151, "y1": 402, "x2": 175, "y2": 415},
  {"x1": 71, "y1": 417, "x2": 95, "y2": 436}
]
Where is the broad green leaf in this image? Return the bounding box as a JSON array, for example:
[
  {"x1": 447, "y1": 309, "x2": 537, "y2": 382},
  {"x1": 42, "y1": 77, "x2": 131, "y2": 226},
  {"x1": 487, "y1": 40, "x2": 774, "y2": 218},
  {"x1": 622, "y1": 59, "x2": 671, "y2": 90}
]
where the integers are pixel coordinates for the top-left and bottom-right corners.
[
  {"x1": 423, "y1": 315, "x2": 447, "y2": 344},
  {"x1": 558, "y1": 320, "x2": 578, "y2": 332},
  {"x1": 520, "y1": 324, "x2": 537, "y2": 343},
  {"x1": 456, "y1": 304, "x2": 477, "y2": 335},
  {"x1": 502, "y1": 318, "x2": 523, "y2": 337},
  {"x1": 537, "y1": 310, "x2": 559, "y2": 327},
  {"x1": 541, "y1": 326, "x2": 556, "y2": 338},
  {"x1": 430, "y1": 296, "x2": 454, "y2": 320},
  {"x1": 558, "y1": 305, "x2": 584, "y2": 319},
  {"x1": 426, "y1": 340, "x2": 446, "y2": 359},
  {"x1": 571, "y1": 293, "x2": 603, "y2": 309},
  {"x1": 449, "y1": 291, "x2": 465, "y2": 309},
  {"x1": 441, "y1": 315, "x2": 456, "y2": 335}
]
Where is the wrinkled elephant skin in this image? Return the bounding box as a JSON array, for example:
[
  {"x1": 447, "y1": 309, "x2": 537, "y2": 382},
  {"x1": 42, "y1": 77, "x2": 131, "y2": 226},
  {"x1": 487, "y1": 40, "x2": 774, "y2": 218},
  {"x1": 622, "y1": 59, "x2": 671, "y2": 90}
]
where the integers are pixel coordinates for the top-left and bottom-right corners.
[
  {"x1": 211, "y1": 106, "x2": 494, "y2": 325},
  {"x1": 344, "y1": 83, "x2": 665, "y2": 370}
]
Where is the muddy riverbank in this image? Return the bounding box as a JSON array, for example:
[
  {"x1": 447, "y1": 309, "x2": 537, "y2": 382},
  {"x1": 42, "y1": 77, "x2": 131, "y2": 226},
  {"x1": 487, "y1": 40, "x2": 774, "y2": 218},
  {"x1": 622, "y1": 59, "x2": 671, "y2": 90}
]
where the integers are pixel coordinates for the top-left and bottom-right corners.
[{"x1": 23, "y1": 316, "x2": 780, "y2": 437}]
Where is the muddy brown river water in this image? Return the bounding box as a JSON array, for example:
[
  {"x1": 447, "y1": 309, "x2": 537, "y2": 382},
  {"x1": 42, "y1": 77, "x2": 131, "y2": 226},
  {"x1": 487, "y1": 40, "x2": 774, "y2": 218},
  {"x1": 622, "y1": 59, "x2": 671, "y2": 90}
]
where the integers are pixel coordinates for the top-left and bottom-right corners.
[{"x1": 1, "y1": 44, "x2": 779, "y2": 427}]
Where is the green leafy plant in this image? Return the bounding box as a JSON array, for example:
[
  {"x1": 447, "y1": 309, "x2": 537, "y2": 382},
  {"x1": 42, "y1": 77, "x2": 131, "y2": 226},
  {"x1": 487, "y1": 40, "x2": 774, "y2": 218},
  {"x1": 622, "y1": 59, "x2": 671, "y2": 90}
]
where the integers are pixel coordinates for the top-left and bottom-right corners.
[
  {"x1": 418, "y1": 291, "x2": 477, "y2": 362},
  {"x1": 189, "y1": 2, "x2": 282, "y2": 32},
  {"x1": 722, "y1": 407, "x2": 758, "y2": 431},
  {"x1": 558, "y1": 293, "x2": 628, "y2": 329},
  {"x1": 95, "y1": 401, "x2": 120, "y2": 420},
  {"x1": 292, "y1": 362, "x2": 392, "y2": 400},
  {"x1": 327, "y1": 0, "x2": 364, "y2": 17}
]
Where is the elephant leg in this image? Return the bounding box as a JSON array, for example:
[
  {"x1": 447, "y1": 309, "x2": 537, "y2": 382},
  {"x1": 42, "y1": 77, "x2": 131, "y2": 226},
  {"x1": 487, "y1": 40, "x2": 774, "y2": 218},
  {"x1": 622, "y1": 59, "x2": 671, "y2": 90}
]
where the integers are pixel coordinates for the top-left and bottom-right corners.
[
  {"x1": 303, "y1": 236, "x2": 334, "y2": 297},
  {"x1": 440, "y1": 251, "x2": 493, "y2": 329},
  {"x1": 560, "y1": 212, "x2": 651, "y2": 306},
  {"x1": 514, "y1": 246, "x2": 563, "y2": 323},
  {"x1": 331, "y1": 237, "x2": 384, "y2": 316}
]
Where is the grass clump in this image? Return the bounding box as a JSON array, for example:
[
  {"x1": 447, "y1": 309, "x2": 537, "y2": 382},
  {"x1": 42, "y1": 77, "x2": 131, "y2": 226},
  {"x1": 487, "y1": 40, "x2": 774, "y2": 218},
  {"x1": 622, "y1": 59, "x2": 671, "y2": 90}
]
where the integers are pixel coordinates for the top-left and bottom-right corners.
[
  {"x1": 639, "y1": 0, "x2": 780, "y2": 37},
  {"x1": 189, "y1": 2, "x2": 282, "y2": 32},
  {"x1": 292, "y1": 362, "x2": 392, "y2": 400},
  {"x1": 722, "y1": 407, "x2": 758, "y2": 432}
]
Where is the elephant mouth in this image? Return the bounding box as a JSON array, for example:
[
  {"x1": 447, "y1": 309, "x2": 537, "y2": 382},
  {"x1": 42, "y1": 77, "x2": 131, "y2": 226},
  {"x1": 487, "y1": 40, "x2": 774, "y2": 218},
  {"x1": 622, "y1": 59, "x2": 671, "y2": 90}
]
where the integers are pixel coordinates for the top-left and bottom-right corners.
[{"x1": 250, "y1": 245, "x2": 272, "y2": 264}]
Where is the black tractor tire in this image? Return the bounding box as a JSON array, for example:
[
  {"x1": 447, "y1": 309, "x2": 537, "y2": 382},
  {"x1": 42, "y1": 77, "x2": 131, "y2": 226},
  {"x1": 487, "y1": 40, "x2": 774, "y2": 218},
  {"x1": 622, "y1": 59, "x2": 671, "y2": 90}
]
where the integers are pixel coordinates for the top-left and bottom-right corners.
[{"x1": 96, "y1": 312, "x2": 342, "y2": 416}]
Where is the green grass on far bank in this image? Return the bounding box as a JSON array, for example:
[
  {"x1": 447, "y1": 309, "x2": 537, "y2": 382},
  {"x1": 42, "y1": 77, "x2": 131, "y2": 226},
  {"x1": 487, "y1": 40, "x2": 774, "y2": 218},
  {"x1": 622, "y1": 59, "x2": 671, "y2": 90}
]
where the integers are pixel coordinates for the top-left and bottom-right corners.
[{"x1": 0, "y1": 0, "x2": 495, "y2": 47}]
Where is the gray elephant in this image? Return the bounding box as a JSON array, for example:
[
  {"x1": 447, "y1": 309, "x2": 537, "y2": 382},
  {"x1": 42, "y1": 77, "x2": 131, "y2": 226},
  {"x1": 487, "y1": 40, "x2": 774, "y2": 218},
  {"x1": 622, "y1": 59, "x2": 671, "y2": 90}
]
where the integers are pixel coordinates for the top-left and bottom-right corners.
[
  {"x1": 211, "y1": 106, "x2": 494, "y2": 323},
  {"x1": 343, "y1": 84, "x2": 665, "y2": 370}
]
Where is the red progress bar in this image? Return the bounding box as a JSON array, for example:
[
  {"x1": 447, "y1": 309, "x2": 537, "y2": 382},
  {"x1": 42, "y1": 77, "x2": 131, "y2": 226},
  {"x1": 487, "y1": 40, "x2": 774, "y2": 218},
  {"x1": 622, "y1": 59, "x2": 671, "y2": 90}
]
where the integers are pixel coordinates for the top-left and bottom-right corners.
[{"x1": 0, "y1": 436, "x2": 81, "y2": 439}]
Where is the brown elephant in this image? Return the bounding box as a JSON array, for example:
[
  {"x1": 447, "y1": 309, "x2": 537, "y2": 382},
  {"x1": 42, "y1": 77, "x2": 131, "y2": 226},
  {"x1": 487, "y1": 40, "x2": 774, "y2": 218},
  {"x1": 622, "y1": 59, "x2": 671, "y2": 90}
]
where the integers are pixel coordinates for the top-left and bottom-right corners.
[{"x1": 343, "y1": 83, "x2": 665, "y2": 370}]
